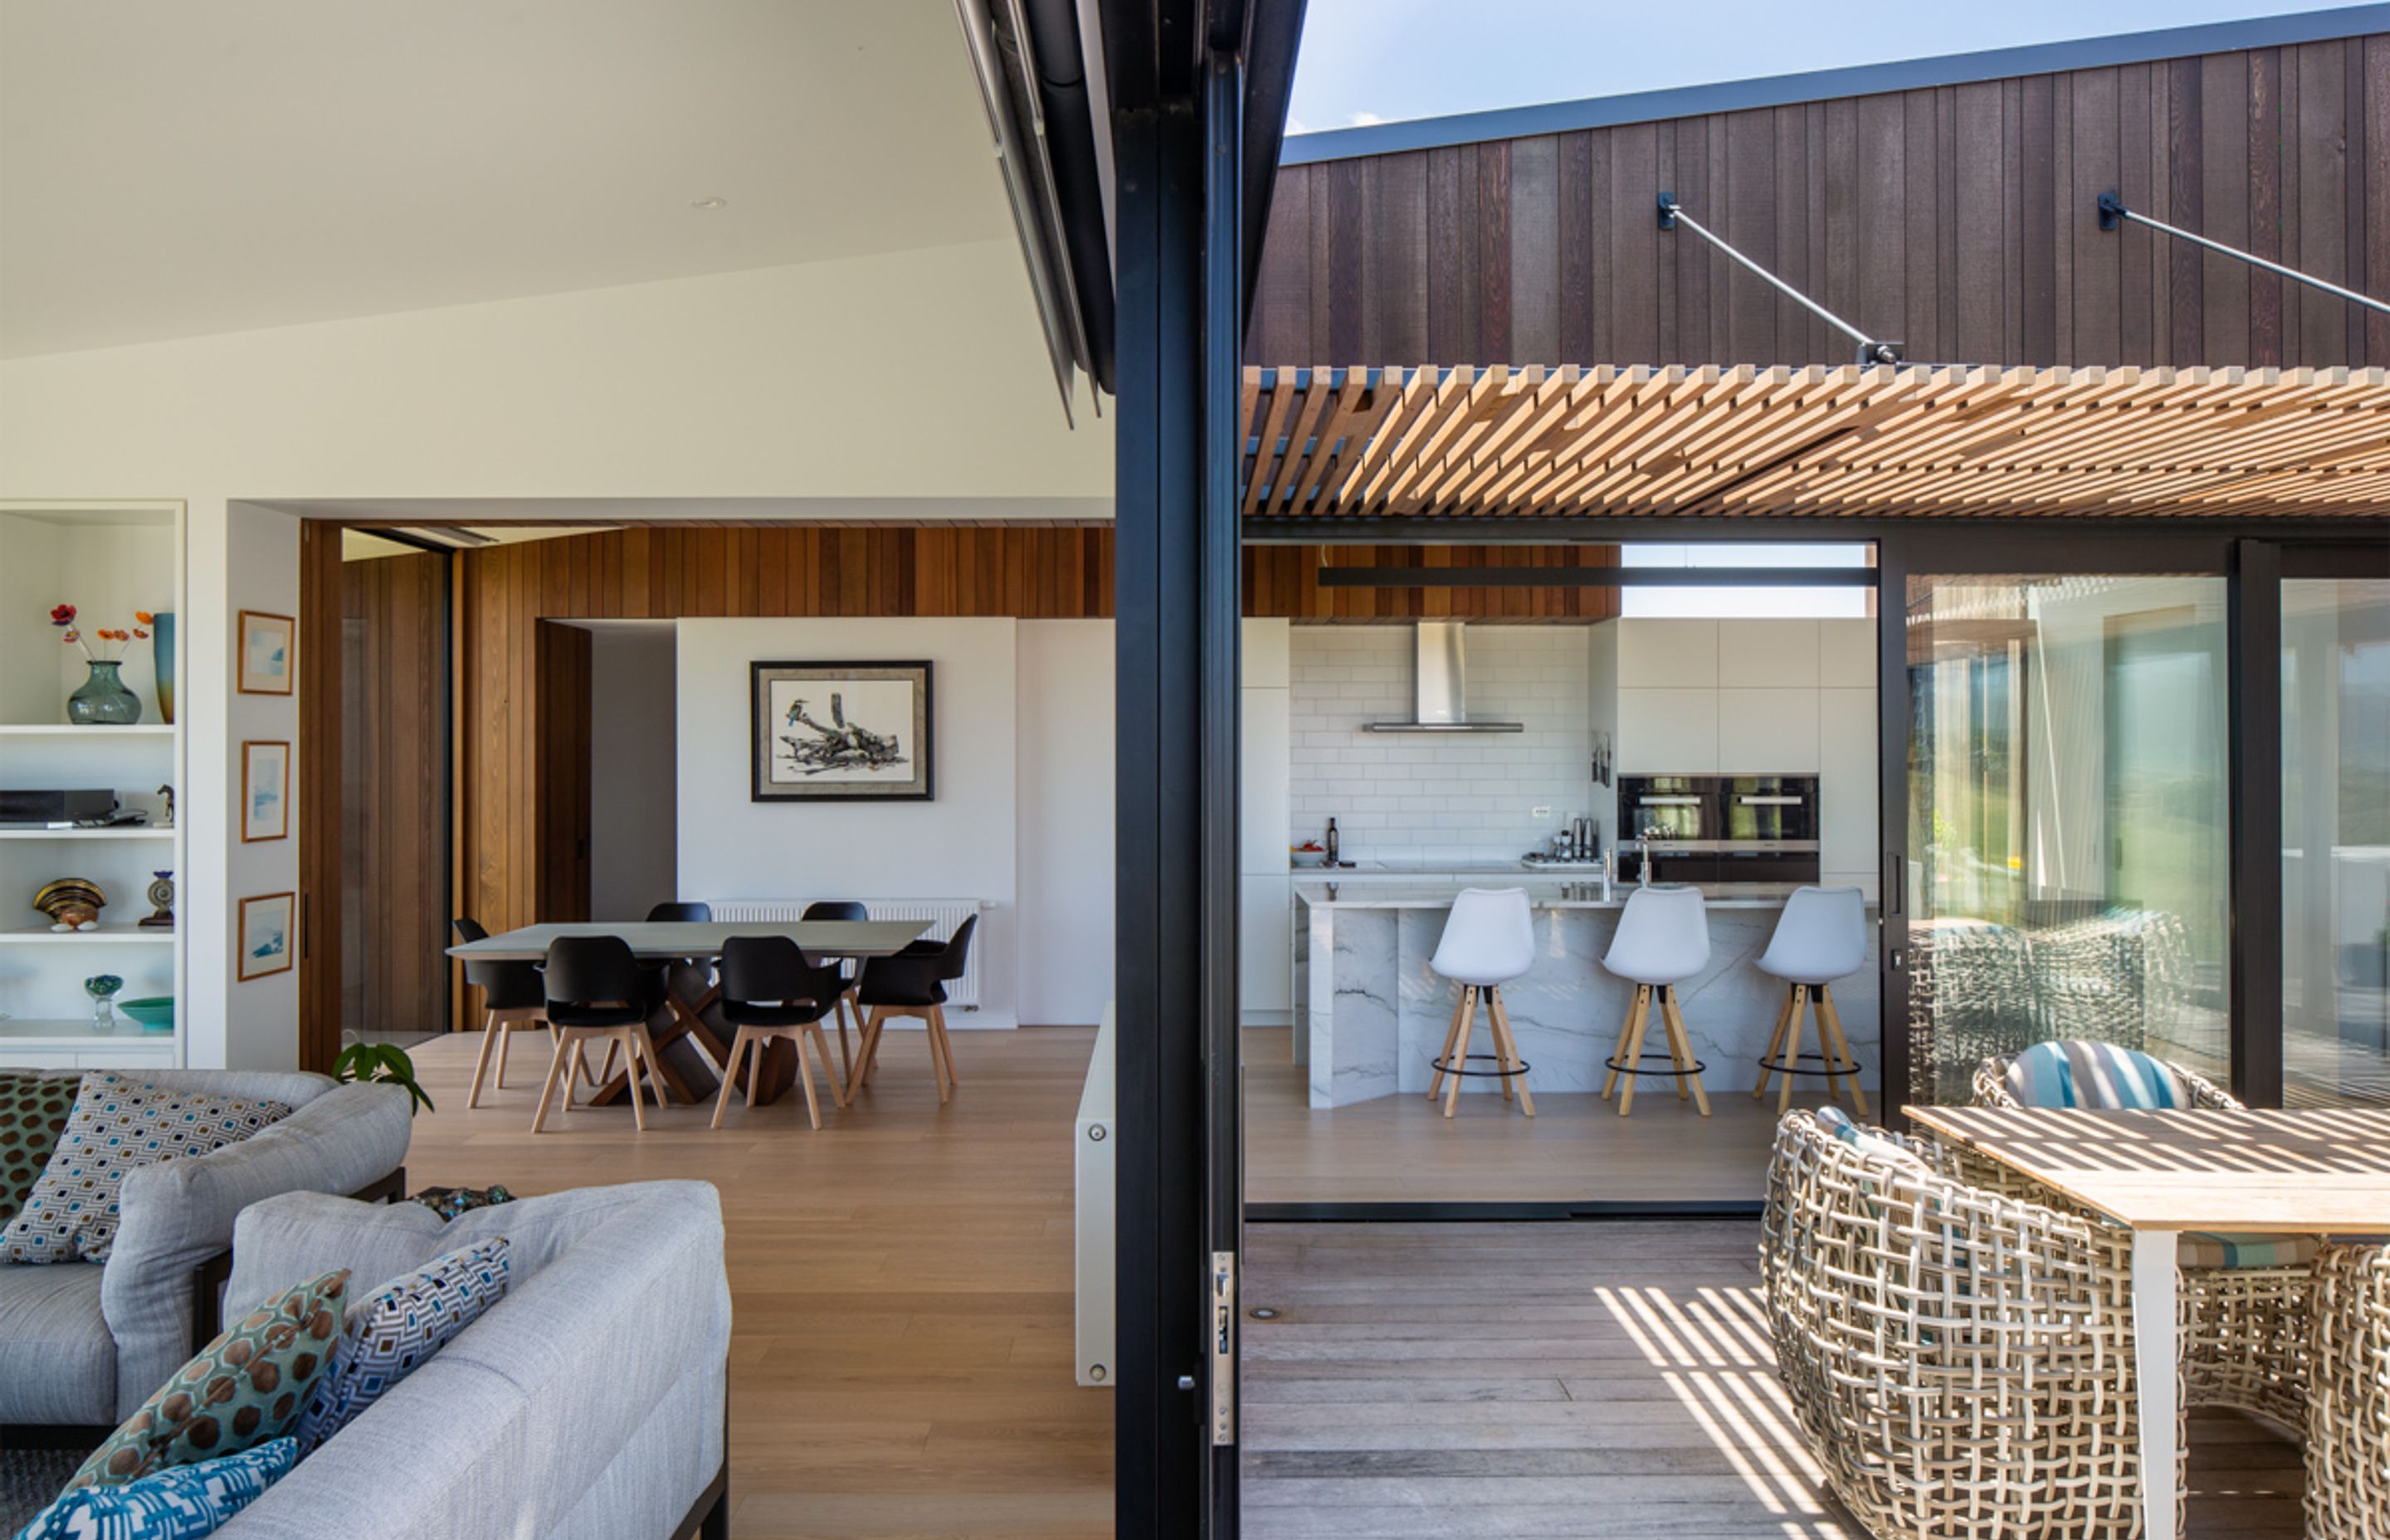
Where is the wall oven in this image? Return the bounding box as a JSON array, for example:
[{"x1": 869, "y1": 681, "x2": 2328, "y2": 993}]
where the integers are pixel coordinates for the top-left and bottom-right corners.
[{"x1": 1617, "y1": 774, "x2": 1821, "y2": 885}]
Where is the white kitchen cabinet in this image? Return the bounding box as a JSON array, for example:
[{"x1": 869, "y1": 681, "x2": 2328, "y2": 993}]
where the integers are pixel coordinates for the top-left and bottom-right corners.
[
  {"x1": 1819, "y1": 618, "x2": 1875, "y2": 686},
  {"x1": 1617, "y1": 688, "x2": 1717, "y2": 772},
  {"x1": 1616, "y1": 619, "x2": 1718, "y2": 688},
  {"x1": 1718, "y1": 687, "x2": 1820, "y2": 772},
  {"x1": 1818, "y1": 687, "x2": 1878, "y2": 885},
  {"x1": 1239, "y1": 874, "x2": 1293, "y2": 1022},
  {"x1": 1241, "y1": 617, "x2": 1290, "y2": 689},
  {"x1": 1240, "y1": 683, "x2": 1290, "y2": 875},
  {"x1": 1718, "y1": 619, "x2": 1818, "y2": 687}
]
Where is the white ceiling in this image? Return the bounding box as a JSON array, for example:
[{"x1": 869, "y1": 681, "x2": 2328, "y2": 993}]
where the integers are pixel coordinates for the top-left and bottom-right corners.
[{"x1": 0, "y1": 0, "x2": 1015, "y2": 358}]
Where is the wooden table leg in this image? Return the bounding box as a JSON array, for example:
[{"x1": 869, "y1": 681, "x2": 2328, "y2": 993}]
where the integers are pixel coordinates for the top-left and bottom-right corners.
[{"x1": 588, "y1": 984, "x2": 725, "y2": 1106}]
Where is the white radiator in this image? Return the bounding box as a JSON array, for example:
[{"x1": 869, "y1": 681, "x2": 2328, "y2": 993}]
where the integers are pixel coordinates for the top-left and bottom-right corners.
[
  {"x1": 1076, "y1": 1002, "x2": 1116, "y2": 1388},
  {"x1": 709, "y1": 899, "x2": 988, "y2": 1008}
]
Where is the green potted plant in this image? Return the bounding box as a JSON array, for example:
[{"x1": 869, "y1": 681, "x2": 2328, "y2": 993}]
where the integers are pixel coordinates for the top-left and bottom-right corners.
[{"x1": 331, "y1": 1041, "x2": 435, "y2": 1114}]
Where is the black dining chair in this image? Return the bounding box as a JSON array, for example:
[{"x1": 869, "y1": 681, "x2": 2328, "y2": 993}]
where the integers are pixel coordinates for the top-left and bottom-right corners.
[
  {"x1": 802, "y1": 900, "x2": 870, "y2": 1079},
  {"x1": 453, "y1": 917, "x2": 584, "y2": 1107},
  {"x1": 712, "y1": 936, "x2": 846, "y2": 1131},
  {"x1": 851, "y1": 915, "x2": 977, "y2": 1104},
  {"x1": 647, "y1": 901, "x2": 713, "y2": 923},
  {"x1": 535, "y1": 935, "x2": 669, "y2": 1133}
]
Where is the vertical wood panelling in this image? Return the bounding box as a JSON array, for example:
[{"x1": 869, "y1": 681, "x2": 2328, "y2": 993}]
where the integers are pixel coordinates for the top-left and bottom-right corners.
[
  {"x1": 296, "y1": 524, "x2": 344, "y2": 1072},
  {"x1": 1253, "y1": 32, "x2": 2387, "y2": 368}
]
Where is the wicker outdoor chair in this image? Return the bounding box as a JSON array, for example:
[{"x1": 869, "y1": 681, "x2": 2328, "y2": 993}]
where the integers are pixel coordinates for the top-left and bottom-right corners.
[
  {"x1": 2305, "y1": 1243, "x2": 2390, "y2": 1540},
  {"x1": 1762, "y1": 1110, "x2": 2181, "y2": 1539},
  {"x1": 1969, "y1": 1041, "x2": 2313, "y2": 1430}
]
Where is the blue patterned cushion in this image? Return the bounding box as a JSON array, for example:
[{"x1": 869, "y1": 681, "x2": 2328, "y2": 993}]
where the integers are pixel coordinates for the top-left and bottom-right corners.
[
  {"x1": 2178, "y1": 1232, "x2": 2323, "y2": 1270},
  {"x1": 1813, "y1": 1105, "x2": 1927, "y2": 1172},
  {"x1": 295, "y1": 1237, "x2": 510, "y2": 1452},
  {"x1": 0, "y1": 1074, "x2": 290, "y2": 1264},
  {"x1": 2004, "y1": 1040, "x2": 2185, "y2": 1111},
  {"x1": 15, "y1": 1439, "x2": 295, "y2": 1540}
]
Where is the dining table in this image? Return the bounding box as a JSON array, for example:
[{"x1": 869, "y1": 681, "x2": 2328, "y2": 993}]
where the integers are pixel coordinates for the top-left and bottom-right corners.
[
  {"x1": 1905, "y1": 1102, "x2": 2390, "y2": 1540},
  {"x1": 447, "y1": 919, "x2": 930, "y2": 1108}
]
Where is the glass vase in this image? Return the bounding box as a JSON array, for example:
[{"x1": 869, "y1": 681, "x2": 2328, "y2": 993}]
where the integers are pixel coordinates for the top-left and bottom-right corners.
[{"x1": 67, "y1": 660, "x2": 142, "y2": 725}]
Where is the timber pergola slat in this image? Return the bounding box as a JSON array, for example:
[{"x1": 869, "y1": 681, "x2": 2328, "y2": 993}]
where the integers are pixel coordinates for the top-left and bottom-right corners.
[{"x1": 1239, "y1": 363, "x2": 2390, "y2": 519}]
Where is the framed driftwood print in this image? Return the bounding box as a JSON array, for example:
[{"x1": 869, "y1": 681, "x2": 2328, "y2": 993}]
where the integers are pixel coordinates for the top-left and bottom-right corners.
[
  {"x1": 241, "y1": 739, "x2": 290, "y2": 842},
  {"x1": 237, "y1": 892, "x2": 295, "y2": 981},
  {"x1": 237, "y1": 610, "x2": 295, "y2": 695},
  {"x1": 750, "y1": 660, "x2": 933, "y2": 802}
]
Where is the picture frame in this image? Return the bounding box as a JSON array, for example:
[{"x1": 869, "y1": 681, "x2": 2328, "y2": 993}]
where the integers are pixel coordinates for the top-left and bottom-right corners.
[
  {"x1": 236, "y1": 892, "x2": 295, "y2": 982},
  {"x1": 241, "y1": 739, "x2": 290, "y2": 842},
  {"x1": 750, "y1": 660, "x2": 934, "y2": 802},
  {"x1": 236, "y1": 610, "x2": 295, "y2": 695}
]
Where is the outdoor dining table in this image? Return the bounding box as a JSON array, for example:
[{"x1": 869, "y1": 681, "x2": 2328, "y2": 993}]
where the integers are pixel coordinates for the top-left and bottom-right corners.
[
  {"x1": 1905, "y1": 1103, "x2": 2390, "y2": 1540},
  {"x1": 447, "y1": 919, "x2": 930, "y2": 1108}
]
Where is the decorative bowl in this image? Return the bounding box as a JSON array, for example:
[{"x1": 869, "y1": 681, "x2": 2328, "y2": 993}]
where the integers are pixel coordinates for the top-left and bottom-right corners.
[{"x1": 116, "y1": 997, "x2": 174, "y2": 1033}]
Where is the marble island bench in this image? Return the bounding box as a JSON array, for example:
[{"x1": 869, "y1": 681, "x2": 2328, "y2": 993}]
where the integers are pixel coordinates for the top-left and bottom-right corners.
[{"x1": 1293, "y1": 880, "x2": 1880, "y2": 1109}]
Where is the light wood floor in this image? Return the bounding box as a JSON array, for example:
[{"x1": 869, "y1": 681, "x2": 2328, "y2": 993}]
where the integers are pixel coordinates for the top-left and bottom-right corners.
[
  {"x1": 1246, "y1": 1027, "x2": 1792, "y2": 1207},
  {"x1": 399, "y1": 1025, "x2": 1111, "y2": 1539},
  {"x1": 1241, "y1": 1221, "x2": 2304, "y2": 1538}
]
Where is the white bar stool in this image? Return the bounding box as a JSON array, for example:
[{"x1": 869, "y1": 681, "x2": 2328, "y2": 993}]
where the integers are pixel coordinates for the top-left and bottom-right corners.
[
  {"x1": 1599, "y1": 885, "x2": 1712, "y2": 1117},
  {"x1": 1425, "y1": 888, "x2": 1537, "y2": 1118},
  {"x1": 1752, "y1": 885, "x2": 1871, "y2": 1116}
]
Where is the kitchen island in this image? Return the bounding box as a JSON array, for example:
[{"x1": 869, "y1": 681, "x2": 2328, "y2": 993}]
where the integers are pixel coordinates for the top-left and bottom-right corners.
[{"x1": 1293, "y1": 879, "x2": 1880, "y2": 1108}]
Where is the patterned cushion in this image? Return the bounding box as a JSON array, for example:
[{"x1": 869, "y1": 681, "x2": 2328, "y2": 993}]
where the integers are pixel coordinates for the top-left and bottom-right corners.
[
  {"x1": 0, "y1": 1074, "x2": 80, "y2": 1228},
  {"x1": 295, "y1": 1238, "x2": 510, "y2": 1451},
  {"x1": 1813, "y1": 1105, "x2": 1929, "y2": 1173},
  {"x1": 2179, "y1": 1231, "x2": 2324, "y2": 1270},
  {"x1": 16, "y1": 1440, "x2": 295, "y2": 1540},
  {"x1": 0, "y1": 1074, "x2": 291, "y2": 1264},
  {"x1": 67, "y1": 1272, "x2": 347, "y2": 1492},
  {"x1": 2003, "y1": 1040, "x2": 2186, "y2": 1111}
]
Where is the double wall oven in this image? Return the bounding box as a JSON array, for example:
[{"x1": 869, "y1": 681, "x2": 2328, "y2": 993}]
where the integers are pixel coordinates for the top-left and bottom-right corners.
[{"x1": 1617, "y1": 774, "x2": 1821, "y2": 885}]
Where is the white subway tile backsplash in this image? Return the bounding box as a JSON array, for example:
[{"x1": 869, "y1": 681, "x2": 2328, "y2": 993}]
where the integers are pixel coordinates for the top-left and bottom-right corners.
[{"x1": 1287, "y1": 625, "x2": 1596, "y2": 862}]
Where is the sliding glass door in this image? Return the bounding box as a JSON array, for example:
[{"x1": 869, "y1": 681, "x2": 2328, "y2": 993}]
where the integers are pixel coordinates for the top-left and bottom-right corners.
[
  {"x1": 2283, "y1": 576, "x2": 2390, "y2": 1107},
  {"x1": 1899, "y1": 573, "x2": 2231, "y2": 1104}
]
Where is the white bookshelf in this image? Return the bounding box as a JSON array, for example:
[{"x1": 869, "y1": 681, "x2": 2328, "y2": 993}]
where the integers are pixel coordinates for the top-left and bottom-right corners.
[{"x1": 0, "y1": 500, "x2": 186, "y2": 1070}]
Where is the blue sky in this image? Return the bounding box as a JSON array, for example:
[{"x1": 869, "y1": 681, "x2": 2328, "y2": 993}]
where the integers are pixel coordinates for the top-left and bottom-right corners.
[{"x1": 1287, "y1": 1, "x2": 2346, "y2": 134}]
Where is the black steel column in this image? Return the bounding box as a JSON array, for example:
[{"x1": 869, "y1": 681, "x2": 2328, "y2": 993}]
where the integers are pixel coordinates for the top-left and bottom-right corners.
[
  {"x1": 1873, "y1": 539, "x2": 1913, "y2": 1117},
  {"x1": 2227, "y1": 539, "x2": 2284, "y2": 1106},
  {"x1": 1115, "y1": 45, "x2": 1245, "y2": 1538}
]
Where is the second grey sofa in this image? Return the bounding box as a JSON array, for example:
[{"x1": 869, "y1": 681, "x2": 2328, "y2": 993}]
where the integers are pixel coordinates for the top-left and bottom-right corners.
[{"x1": 0, "y1": 1070, "x2": 412, "y2": 1426}]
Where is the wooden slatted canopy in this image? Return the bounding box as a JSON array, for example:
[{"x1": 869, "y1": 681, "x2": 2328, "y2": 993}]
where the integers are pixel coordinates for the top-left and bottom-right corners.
[{"x1": 1239, "y1": 363, "x2": 2390, "y2": 520}]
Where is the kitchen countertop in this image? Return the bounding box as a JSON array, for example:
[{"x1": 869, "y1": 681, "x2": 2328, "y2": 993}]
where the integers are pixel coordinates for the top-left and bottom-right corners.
[
  {"x1": 1293, "y1": 880, "x2": 1874, "y2": 910},
  {"x1": 1288, "y1": 858, "x2": 1608, "y2": 876}
]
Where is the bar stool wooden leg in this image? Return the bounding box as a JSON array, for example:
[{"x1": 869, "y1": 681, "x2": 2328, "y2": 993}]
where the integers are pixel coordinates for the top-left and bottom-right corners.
[
  {"x1": 1658, "y1": 986, "x2": 1711, "y2": 1116},
  {"x1": 1618, "y1": 987, "x2": 1656, "y2": 1116},
  {"x1": 469, "y1": 1011, "x2": 504, "y2": 1109},
  {"x1": 1604, "y1": 986, "x2": 1646, "y2": 1102},
  {"x1": 1488, "y1": 987, "x2": 1516, "y2": 1103},
  {"x1": 1487, "y1": 987, "x2": 1534, "y2": 1117},
  {"x1": 1777, "y1": 988, "x2": 1808, "y2": 1118},
  {"x1": 1429, "y1": 987, "x2": 1472, "y2": 1101},
  {"x1": 1753, "y1": 984, "x2": 1798, "y2": 1101},
  {"x1": 1442, "y1": 992, "x2": 1476, "y2": 1119},
  {"x1": 1817, "y1": 985, "x2": 1868, "y2": 1116}
]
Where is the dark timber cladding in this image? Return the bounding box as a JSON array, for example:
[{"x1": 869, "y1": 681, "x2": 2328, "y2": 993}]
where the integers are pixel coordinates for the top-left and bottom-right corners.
[{"x1": 1249, "y1": 27, "x2": 2390, "y2": 370}]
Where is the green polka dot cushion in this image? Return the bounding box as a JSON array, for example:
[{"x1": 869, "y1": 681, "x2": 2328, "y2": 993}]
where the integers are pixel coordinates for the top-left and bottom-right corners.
[
  {"x1": 0, "y1": 1071, "x2": 80, "y2": 1227},
  {"x1": 66, "y1": 1269, "x2": 350, "y2": 1492}
]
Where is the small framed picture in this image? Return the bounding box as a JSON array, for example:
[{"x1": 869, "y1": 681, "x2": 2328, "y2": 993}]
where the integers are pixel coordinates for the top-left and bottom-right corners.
[
  {"x1": 237, "y1": 610, "x2": 295, "y2": 695},
  {"x1": 237, "y1": 892, "x2": 295, "y2": 982},
  {"x1": 750, "y1": 660, "x2": 934, "y2": 802},
  {"x1": 241, "y1": 740, "x2": 290, "y2": 842}
]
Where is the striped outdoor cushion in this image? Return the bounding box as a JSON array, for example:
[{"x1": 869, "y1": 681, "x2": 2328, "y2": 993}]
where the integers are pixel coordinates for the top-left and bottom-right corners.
[
  {"x1": 2178, "y1": 1232, "x2": 2322, "y2": 1270},
  {"x1": 2003, "y1": 1040, "x2": 2187, "y2": 1111}
]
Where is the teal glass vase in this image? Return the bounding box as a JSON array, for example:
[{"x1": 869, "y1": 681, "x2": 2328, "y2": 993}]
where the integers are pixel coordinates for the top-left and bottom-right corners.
[{"x1": 67, "y1": 660, "x2": 142, "y2": 725}]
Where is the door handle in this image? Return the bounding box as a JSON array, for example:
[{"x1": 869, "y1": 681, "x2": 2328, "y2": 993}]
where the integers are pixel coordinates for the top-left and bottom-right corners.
[{"x1": 1210, "y1": 1251, "x2": 1236, "y2": 1446}]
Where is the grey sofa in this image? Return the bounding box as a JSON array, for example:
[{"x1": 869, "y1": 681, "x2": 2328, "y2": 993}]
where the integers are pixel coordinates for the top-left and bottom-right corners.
[
  {"x1": 213, "y1": 1180, "x2": 731, "y2": 1540},
  {"x1": 0, "y1": 1070, "x2": 412, "y2": 1428}
]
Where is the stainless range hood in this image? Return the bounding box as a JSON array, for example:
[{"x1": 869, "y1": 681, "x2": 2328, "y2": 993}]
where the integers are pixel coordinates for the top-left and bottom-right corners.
[{"x1": 1364, "y1": 622, "x2": 1525, "y2": 733}]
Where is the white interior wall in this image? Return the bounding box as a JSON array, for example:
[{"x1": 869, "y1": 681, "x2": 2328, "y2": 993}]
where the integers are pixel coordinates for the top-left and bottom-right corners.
[
  {"x1": 587, "y1": 625, "x2": 680, "y2": 919},
  {"x1": 1016, "y1": 621, "x2": 1115, "y2": 1026},
  {"x1": 674, "y1": 617, "x2": 1020, "y2": 1027},
  {"x1": 0, "y1": 239, "x2": 1109, "y2": 1068}
]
